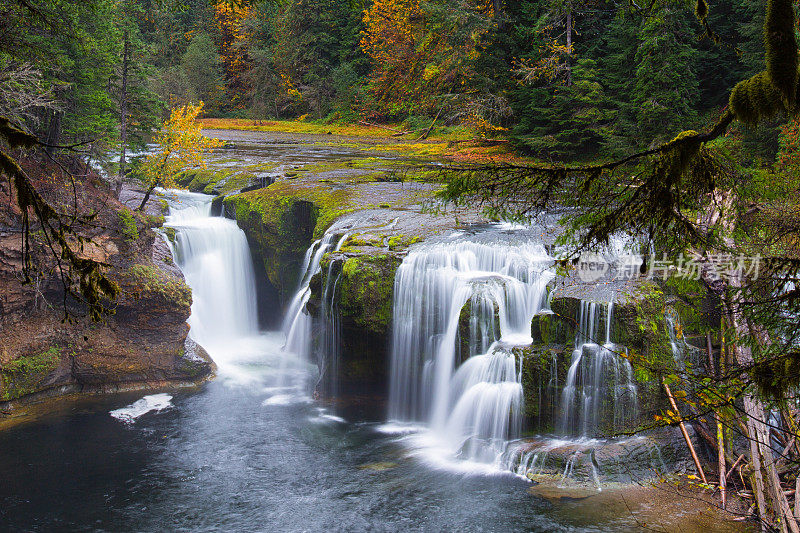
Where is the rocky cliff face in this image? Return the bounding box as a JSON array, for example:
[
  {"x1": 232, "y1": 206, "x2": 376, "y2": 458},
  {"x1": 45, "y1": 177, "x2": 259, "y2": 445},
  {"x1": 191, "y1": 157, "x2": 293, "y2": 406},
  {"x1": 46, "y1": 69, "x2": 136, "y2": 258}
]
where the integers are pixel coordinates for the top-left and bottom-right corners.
[
  {"x1": 0, "y1": 155, "x2": 212, "y2": 409},
  {"x1": 207, "y1": 140, "x2": 703, "y2": 441}
]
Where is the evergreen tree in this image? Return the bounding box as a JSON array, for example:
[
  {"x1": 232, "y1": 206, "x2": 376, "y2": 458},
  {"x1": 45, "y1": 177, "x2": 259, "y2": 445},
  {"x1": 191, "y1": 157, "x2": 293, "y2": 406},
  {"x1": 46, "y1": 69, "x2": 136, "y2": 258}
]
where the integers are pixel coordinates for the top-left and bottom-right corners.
[
  {"x1": 632, "y1": 8, "x2": 699, "y2": 143},
  {"x1": 513, "y1": 58, "x2": 614, "y2": 159},
  {"x1": 599, "y1": 9, "x2": 640, "y2": 154},
  {"x1": 273, "y1": 0, "x2": 365, "y2": 118},
  {"x1": 181, "y1": 32, "x2": 225, "y2": 112}
]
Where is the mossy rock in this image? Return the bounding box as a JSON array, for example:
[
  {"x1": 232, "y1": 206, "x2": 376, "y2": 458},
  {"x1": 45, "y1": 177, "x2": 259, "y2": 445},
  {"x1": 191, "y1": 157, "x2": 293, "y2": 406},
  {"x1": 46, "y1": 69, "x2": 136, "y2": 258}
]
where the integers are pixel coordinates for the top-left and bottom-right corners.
[
  {"x1": 457, "y1": 297, "x2": 500, "y2": 364},
  {"x1": 125, "y1": 264, "x2": 192, "y2": 307},
  {"x1": 333, "y1": 253, "x2": 402, "y2": 336},
  {"x1": 518, "y1": 345, "x2": 570, "y2": 434},
  {"x1": 1, "y1": 346, "x2": 62, "y2": 401},
  {"x1": 175, "y1": 168, "x2": 258, "y2": 196},
  {"x1": 223, "y1": 180, "x2": 360, "y2": 299},
  {"x1": 163, "y1": 226, "x2": 177, "y2": 244}
]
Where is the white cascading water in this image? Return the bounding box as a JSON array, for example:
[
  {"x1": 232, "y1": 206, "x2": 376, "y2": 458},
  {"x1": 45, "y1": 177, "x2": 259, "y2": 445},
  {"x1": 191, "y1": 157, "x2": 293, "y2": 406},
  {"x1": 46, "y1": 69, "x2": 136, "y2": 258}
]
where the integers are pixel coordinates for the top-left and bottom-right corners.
[
  {"x1": 164, "y1": 191, "x2": 258, "y2": 352},
  {"x1": 504, "y1": 298, "x2": 639, "y2": 486},
  {"x1": 163, "y1": 190, "x2": 309, "y2": 389},
  {"x1": 558, "y1": 299, "x2": 638, "y2": 436},
  {"x1": 666, "y1": 308, "x2": 702, "y2": 370},
  {"x1": 282, "y1": 231, "x2": 349, "y2": 360},
  {"x1": 386, "y1": 232, "x2": 554, "y2": 468}
]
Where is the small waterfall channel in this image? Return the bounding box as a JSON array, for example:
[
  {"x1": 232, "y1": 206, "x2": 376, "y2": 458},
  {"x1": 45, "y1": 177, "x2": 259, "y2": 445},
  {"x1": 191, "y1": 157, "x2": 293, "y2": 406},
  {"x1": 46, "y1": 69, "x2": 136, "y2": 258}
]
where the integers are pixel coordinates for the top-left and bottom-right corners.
[
  {"x1": 281, "y1": 226, "x2": 354, "y2": 399},
  {"x1": 559, "y1": 299, "x2": 638, "y2": 437},
  {"x1": 384, "y1": 229, "x2": 554, "y2": 470},
  {"x1": 162, "y1": 190, "x2": 309, "y2": 389},
  {"x1": 504, "y1": 299, "x2": 641, "y2": 486}
]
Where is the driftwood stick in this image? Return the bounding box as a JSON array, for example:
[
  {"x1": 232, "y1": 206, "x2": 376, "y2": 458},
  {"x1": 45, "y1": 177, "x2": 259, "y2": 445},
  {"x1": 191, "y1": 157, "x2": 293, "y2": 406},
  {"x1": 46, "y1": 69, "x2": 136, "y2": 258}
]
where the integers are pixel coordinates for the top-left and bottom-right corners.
[
  {"x1": 417, "y1": 108, "x2": 442, "y2": 141},
  {"x1": 795, "y1": 477, "x2": 800, "y2": 521},
  {"x1": 708, "y1": 332, "x2": 726, "y2": 508},
  {"x1": 663, "y1": 380, "x2": 708, "y2": 484},
  {"x1": 726, "y1": 454, "x2": 746, "y2": 482}
]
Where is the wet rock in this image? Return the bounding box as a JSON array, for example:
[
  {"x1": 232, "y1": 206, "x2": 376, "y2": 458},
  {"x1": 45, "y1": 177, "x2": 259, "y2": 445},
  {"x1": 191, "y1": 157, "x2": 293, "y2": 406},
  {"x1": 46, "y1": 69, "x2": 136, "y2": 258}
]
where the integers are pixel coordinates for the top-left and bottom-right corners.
[{"x1": 0, "y1": 177, "x2": 212, "y2": 409}]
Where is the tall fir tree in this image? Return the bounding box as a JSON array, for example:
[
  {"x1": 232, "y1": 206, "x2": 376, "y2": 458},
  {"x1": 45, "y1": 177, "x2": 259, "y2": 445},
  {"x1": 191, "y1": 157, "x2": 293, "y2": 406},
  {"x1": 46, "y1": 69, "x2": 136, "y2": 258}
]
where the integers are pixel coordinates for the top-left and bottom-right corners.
[{"x1": 632, "y1": 7, "x2": 700, "y2": 144}]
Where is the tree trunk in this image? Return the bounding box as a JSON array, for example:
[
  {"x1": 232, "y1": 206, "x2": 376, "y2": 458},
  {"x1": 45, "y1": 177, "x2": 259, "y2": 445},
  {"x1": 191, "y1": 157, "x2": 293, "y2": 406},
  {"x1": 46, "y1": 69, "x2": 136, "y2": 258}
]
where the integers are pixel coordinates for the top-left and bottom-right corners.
[
  {"x1": 697, "y1": 190, "x2": 800, "y2": 531},
  {"x1": 708, "y1": 332, "x2": 727, "y2": 508},
  {"x1": 45, "y1": 110, "x2": 61, "y2": 155},
  {"x1": 493, "y1": 0, "x2": 504, "y2": 29},
  {"x1": 565, "y1": 8, "x2": 573, "y2": 87},
  {"x1": 728, "y1": 273, "x2": 798, "y2": 533},
  {"x1": 137, "y1": 182, "x2": 157, "y2": 212},
  {"x1": 118, "y1": 32, "x2": 130, "y2": 198}
]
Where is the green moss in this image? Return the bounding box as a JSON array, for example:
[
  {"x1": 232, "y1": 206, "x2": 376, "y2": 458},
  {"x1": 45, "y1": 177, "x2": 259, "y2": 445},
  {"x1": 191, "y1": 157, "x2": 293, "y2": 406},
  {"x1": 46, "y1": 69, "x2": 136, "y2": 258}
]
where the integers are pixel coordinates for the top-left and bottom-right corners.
[
  {"x1": 1, "y1": 346, "x2": 61, "y2": 401},
  {"x1": 147, "y1": 214, "x2": 165, "y2": 227},
  {"x1": 517, "y1": 345, "x2": 567, "y2": 433},
  {"x1": 222, "y1": 179, "x2": 364, "y2": 295},
  {"x1": 175, "y1": 168, "x2": 260, "y2": 196},
  {"x1": 335, "y1": 253, "x2": 402, "y2": 335},
  {"x1": 387, "y1": 234, "x2": 421, "y2": 251},
  {"x1": 662, "y1": 276, "x2": 715, "y2": 335},
  {"x1": 345, "y1": 234, "x2": 382, "y2": 247},
  {"x1": 117, "y1": 208, "x2": 139, "y2": 242},
  {"x1": 163, "y1": 227, "x2": 177, "y2": 244},
  {"x1": 617, "y1": 283, "x2": 673, "y2": 383},
  {"x1": 126, "y1": 264, "x2": 191, "y2": 307}
]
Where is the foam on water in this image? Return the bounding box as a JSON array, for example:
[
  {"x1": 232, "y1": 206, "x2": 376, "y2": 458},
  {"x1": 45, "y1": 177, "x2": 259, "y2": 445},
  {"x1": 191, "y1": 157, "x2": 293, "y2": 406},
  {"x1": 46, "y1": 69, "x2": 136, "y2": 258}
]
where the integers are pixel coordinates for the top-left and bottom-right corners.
[{"x1": 110, "y1": 393, "x2": 173, "y2": 423}]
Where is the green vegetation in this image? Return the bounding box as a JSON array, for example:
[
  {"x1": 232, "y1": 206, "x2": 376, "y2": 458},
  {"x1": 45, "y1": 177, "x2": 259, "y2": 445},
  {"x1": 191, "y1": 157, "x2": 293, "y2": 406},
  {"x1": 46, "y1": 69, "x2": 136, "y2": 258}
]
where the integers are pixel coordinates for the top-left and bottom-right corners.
[
  {"x1": 1, "y1": 346, "x2": 61, "y2": 401},
  {"x1": 126, "y1": 264, "x2": 191, "y2": 307},
  {"x1": 333, "y1": 253, "x2": 402, "y2": 335},
  {"x1": 223, "y1": 181, "x2": 355, "y2": 295},
  {"x1": 117, "y1": 208, "x2": 140, "y2": 242}
]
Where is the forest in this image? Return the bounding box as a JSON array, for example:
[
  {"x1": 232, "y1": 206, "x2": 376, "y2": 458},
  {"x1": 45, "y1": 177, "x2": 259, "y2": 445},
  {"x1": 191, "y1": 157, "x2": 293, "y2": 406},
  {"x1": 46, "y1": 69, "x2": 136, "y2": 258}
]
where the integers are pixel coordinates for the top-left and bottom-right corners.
[
  {"x1": 0, "y1": 0, "x2": 782, "y2": 162},
  {"x1": 2, "y1": 0, "x2": 800, "y2": 532}
]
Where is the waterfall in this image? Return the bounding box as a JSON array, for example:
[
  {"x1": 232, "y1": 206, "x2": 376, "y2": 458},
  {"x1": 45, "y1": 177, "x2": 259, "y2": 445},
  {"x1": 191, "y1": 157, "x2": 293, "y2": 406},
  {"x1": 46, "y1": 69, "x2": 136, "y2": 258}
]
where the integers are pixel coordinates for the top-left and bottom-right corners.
[
  {"x1": 282, "y1": 231, "x2": 349, "y2": 360},
  {"x1": 387, "y1": 232, "x2": 553, "y2": 466},
  {"x1": 558, "y1": 300, "x2": 638, "y2": 436},
  {"x1": 163, "y1": 191, "x2": 258, "y2": 364},
  {"x1": 162, "y1": 189, "x2": 314, "y2": 393},
  {"x1": 666, "y1": 309, "x2": 702, "y2": 370},
  {"x1": 316, "y1": 259, "x2": 344, "y2": 397}
]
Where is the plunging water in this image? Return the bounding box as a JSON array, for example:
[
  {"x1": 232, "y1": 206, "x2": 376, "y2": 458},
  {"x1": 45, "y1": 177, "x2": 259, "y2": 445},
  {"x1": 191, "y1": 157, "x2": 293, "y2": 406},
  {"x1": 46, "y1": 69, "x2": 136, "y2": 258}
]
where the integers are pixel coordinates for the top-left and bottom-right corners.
[
  {"x1": 165, "y1": 191, "x2": 258, "y2": 351},
  {"x1": 163, "y1": 190, "x2": 309, "y2": 389},
  {"x1": 387, "y1": 229, "x2": 553, "y2": 468},
  {"x1": 559, "y1": 299, "x2": 638, "y2": 437},
  {"x1": 503, "y1": 298, "x2": 639, "y2": 485}
]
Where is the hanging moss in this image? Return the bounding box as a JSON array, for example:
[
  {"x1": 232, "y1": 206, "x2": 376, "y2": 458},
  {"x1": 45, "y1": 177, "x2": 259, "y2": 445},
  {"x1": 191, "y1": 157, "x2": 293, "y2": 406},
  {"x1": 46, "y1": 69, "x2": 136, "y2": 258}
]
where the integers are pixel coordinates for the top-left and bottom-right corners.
[
  {"x1": 730, "y1": 71, "x2": 786, "y2": 125},
  {"x1": 764, "y1": 0, "x2": 799, "y2": 106},
  {"x1": 750, "y1": 351, "x2": 800, "y2": 400}
]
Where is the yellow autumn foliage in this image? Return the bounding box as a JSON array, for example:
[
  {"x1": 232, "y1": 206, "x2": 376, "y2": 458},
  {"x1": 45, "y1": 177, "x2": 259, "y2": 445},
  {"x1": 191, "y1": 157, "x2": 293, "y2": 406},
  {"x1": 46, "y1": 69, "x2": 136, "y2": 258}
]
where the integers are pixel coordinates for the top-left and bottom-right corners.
[{"x1": 138, "y1": 102, "x2": 224, "y2": 194}]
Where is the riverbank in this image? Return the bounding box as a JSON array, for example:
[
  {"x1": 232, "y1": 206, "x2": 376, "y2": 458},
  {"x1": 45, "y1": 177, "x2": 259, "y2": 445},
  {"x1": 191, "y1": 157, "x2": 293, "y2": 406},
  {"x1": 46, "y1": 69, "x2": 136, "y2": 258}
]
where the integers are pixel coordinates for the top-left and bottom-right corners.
[
  {"x1": 0, "y1": 155, "x2": 214, "y2": 413},
  {"x1": 199, "y1": 117, "x2": 521, "y2": 164}
]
